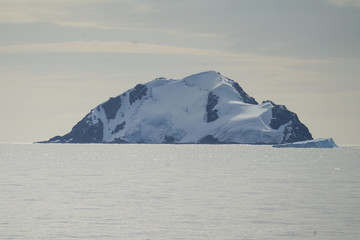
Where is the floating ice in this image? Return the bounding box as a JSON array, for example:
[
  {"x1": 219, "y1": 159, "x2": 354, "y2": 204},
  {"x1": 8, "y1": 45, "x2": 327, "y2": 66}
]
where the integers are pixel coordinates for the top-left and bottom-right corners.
[{"x1": 273, "y1": 138, "x2": 338, "y2": 148}]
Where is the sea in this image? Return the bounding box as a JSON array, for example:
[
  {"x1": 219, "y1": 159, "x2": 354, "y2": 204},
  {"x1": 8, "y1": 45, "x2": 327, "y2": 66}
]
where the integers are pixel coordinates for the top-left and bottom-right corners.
[{"x1": 0, "y1": 143, "x2": 359, "y2": 240}]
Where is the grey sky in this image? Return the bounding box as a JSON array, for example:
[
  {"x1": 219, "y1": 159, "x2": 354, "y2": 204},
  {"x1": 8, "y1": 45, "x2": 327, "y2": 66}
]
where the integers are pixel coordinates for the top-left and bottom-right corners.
[{"x1": 0, "y1": 0, "x2": 359, "y2": 144}]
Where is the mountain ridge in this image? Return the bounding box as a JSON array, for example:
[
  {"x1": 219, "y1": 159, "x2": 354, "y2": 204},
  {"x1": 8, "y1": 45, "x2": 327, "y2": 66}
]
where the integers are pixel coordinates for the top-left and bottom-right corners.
[{"x1": 41, "y1": 71, "x2": 313, "y2": 144}]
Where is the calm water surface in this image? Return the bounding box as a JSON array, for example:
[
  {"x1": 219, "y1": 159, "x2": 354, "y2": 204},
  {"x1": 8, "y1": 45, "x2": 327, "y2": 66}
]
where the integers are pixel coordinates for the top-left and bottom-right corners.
[{"x1": 0, "y1": 144, "x2": 359, "y2": 240}]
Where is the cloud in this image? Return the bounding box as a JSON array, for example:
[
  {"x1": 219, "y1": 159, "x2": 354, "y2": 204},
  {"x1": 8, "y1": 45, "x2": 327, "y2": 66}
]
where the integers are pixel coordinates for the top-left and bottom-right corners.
[
  {"x1": 0, "y1": 40, "x2": 233, "y2": 56},
  {"x1": 0, "y1": 1, "x2": 69, "y2": 23},
  {"x1": 0, "y1": 0, "x2": 155, "y2": 24},
  {"x1": 53, "y1": 21, "x2": 224, "y2": 39},
  {"x1": 0, "y1": 0, "x2": 121, "y2": 23},
  {"x1": 54, "y1": 21, "x2": 123, "y2": 30},
  {"x1": 322, "y1": 0, "x2": 360, "y2": 7},
  {"x1": 0, "y1": 41, "x2": 328, "y2": 80},
  {"x1": 0, "y1": 41, "x2": 317, "y2": 62},
  {"x1": 0, "y1": 1, "x2": 222, "y2": 40}
]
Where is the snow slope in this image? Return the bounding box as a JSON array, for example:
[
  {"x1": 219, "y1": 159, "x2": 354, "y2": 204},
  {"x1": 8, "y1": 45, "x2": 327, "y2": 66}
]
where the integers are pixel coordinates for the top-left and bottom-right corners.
[{"x1": 43, "y1": 71, "x2": 313, "y2": 144}]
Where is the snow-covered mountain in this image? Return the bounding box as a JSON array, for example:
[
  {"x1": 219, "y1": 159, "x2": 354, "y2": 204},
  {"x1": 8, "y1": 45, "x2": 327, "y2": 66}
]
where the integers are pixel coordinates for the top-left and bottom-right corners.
[{"x1": 43, "y1": 71, "x2": 313, "y2": 144}]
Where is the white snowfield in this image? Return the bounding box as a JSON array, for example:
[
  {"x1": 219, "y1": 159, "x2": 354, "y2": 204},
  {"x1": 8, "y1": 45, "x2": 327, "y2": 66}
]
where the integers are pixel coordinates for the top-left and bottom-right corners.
[
  {"x1": 273, "y1": 138, "x2": 338, "y2": 148},
  {"x1": 89, "y1": 71, "x2": 299, "y2": 144}
]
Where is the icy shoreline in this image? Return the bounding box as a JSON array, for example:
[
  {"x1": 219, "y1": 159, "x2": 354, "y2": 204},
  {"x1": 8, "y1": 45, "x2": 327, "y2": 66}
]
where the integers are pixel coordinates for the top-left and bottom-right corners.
[{"x1": 273, "y1": 138, "x2": 338, "y2": 148}]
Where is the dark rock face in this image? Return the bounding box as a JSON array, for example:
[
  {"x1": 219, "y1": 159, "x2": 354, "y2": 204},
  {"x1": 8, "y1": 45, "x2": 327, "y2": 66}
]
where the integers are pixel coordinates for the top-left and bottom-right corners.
[
  {"x1": 267, "y1": 101, "x2": 294, "y2": 130},
  {"x1": 230, "y1": 81, "x2": 258, "y2": 105},
  {"x1": 112, "y1": 121, "x2": 126, "y2": 134},
  {"x1": 47, "y1": 113, "x2": 104, "y2": 143},
  {"x1": 109, "y1": 138, "x2": 129, "y2": 143},
  {"x1": 264, "y1": 100, "x2": 313, "y2": 143},
  {"x1": 282, "y1": 124, "x2": 313, "y2": 143},
  {"x1": 129, "y1": 84, "x2": 147, "y2": 104},
  {"x1": 163, "y1": 135, "x2": 175, "y2": 143},
  {"x1": 102, "y1": 96, "x2": 122, "y2": 120},
  {"x1": 206, "y1": 91, "x2": 219, "y2": 123},
  {"x1": 198, "y1": 135, "x2": 223, "y2": 144}
]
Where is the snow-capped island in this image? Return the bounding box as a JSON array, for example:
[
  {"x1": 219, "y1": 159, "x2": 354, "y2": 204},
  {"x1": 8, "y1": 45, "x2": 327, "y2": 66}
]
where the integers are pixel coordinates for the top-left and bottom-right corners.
[{"x1": 40, "y1": 71, "x2": 336, "y2": 147}]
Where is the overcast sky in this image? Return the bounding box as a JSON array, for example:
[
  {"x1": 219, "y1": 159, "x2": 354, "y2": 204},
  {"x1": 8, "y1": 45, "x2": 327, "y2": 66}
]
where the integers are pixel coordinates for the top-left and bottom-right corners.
[{"x1": 0, "y1": 0, "x2": 359, "y2": 144}]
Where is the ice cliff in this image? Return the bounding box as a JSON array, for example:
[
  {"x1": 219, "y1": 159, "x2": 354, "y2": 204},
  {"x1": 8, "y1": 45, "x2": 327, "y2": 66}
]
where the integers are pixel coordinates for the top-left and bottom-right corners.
[{"x1": 273, "y1": 138, "x2": 338, "y2": 148}]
